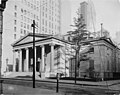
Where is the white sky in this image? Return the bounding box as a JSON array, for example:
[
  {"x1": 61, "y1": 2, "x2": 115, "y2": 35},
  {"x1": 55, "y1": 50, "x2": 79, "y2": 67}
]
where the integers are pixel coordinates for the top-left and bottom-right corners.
[{"x1": 61, "y1": 0, "x2": 120, "y2": 38}]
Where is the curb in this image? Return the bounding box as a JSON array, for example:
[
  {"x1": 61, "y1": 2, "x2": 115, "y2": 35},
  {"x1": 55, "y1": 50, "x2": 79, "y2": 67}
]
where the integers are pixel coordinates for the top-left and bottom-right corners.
[{"x1": 1, "y1": 77, "x2": 120, "y2": 87}]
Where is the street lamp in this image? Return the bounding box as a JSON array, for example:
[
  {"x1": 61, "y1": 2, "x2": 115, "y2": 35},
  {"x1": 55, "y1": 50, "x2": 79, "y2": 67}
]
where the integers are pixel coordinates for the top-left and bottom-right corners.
[
  {"x1": 0, "y1": 0, "x2": 8, "y2": 78},
  {"x1": 31, "y1": 20, "x2": 36, "y2": 88},
  {"x1": 6, "y1": 58, "x2": 8, "y2": 72}
]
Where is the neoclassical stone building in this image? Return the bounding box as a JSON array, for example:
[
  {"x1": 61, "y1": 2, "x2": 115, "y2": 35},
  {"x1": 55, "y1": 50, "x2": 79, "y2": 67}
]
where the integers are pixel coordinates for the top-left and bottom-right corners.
[
  {"x1": 12, "y1": 33, "x2": 72, "y2": 78},
  {"x1": 12, "y1": 33, "x2": 120, "y2": 79},
  {"x1": 69, "y1": 37, "x2": 120, "y2": 79}
]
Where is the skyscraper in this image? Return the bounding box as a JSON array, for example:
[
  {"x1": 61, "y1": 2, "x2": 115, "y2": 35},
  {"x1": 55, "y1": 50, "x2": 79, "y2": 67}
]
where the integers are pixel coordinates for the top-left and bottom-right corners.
[
  {"x1": 2, "y1": 0, "x2": 61, "y2": 74},
  {"x1": 79, "y1": 0, "x2": 96, "y2": 33}
]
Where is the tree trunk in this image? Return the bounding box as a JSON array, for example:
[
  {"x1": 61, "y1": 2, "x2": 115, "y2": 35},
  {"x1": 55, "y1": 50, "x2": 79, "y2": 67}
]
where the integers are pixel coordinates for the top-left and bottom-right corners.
[{"x1": 75, "y1": 49, "x2": 79, "y2": 84}]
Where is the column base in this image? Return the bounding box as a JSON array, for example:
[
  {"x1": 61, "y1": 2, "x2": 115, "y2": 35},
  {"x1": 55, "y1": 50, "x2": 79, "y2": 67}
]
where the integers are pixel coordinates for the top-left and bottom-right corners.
[
  {"x1": 41, "y1": 72, "x2": 45, "y2": 78},
  {"x1": 49, "y1": 72, "x2": 56, "y2": 77}
]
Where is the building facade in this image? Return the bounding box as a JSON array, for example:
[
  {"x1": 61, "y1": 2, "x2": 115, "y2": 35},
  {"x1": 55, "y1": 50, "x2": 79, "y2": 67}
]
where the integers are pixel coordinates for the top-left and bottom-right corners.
[
  {"x1": 40, "y1": 0, "x2": 61, "y2": 35},
  {"x1": 69, "y1": 38, "x2": 120, "y2": 79},
  {"x1": 11, "y1": 33, "x2": 120, "y2": 79},
  {"x1": 2, "y1": 0, "x2": 61, "y2": 74},
  {"x1": 12, "y1": 33, "x2": 71, "y2": 78}
]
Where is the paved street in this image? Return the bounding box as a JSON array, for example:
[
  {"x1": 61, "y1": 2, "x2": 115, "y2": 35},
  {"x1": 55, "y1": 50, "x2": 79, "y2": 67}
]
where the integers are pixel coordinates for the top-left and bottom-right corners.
[
  {"x1": 0, "y1": 83, "x2": 106, "y2": 95},
  {"x1": 1, "y1": 78, "x2": 120, "y2": 95},
  {"x1": 1, "y1": 83, "x2": 62, "y2": 95}
]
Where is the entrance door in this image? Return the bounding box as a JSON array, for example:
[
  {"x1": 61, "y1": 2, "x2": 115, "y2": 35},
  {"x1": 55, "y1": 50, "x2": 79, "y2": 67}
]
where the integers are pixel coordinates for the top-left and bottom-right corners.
[{"x1": 36, "y1": 61, "x2": 40, "y2": 72}]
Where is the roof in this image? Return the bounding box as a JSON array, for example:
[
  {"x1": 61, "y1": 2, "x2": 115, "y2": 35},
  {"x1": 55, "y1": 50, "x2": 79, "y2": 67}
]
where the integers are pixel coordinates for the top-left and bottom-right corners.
[
  {"x1": 12, "y1": 33, "x2": 72, "y2": 47},
  {"x1": 81, "y1": 37, "x2": 117, "y2": 48}
]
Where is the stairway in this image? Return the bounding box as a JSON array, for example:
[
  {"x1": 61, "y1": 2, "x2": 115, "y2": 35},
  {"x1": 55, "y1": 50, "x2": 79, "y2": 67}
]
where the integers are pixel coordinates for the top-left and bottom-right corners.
[{"x1": 4, "y1": 72, "x2": 41, "y2": 80}]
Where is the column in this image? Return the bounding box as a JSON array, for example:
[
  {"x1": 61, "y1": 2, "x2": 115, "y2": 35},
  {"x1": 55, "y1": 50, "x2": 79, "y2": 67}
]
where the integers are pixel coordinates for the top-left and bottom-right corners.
[
  {"x1": 19, "y1": 49, "x2": 22, "y2": 72},
  {"x1": 25, "y1": 48, "x2": 29, "y2": 72},
  {"x1": 50, "y1": 43, "x2": 55, "y2": 72},
  {"x1": 13, "y1": 50, "x2": 16, "y2": 72},
  {"x1": 41, "y1": 45, "x2": 45, "y2": 72}
]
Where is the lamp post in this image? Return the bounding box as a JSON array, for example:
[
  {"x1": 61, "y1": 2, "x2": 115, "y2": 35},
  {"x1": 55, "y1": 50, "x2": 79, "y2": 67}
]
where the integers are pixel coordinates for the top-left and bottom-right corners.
[
  {"x1": 0, "y1": 0, "x2": 8, "y2": 78},
  {"x1": 6, "y1": 58, "x2": 8, "y2": 72},
  {"x1": 31, "y1": 20, "x2": 35, "y2": 88}
]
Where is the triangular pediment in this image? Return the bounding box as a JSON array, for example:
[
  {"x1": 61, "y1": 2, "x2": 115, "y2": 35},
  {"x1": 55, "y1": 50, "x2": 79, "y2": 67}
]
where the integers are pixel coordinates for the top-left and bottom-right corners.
[{"x1": 12, "y1": 34, "x2": 46, "y2": 46}]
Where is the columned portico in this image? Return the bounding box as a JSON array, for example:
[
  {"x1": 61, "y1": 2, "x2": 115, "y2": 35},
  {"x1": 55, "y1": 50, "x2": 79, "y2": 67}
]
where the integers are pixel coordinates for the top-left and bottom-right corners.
[{"x1": 12, "y1": 33, "x2": 68, "y2": 78}]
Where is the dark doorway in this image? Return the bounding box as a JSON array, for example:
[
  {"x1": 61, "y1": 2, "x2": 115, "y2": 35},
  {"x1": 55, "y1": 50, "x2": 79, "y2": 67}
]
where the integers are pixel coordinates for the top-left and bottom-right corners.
[{"x1": 36, "y1": 61, "x2": 40, "y2": 72}]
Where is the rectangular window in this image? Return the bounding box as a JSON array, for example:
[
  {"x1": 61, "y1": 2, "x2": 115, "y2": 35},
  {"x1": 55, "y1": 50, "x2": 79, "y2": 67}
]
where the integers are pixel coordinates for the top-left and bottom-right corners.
[
  {"x1": 14, "y1": 27, "x2": 16, "y2": 32},
  {"x1": 14, "y1": 20, "x2": 17, "y2": 25},
  {"x1": 21, "y1": 8, "x2": 23, "y2": 13},
  {"x1": 24, "y1": 10, "x2": 26, "y2": 15},
  {"x1": 42, "y1": 27, "x2": 44, "y2": 31},
  {"x1": 27, "y1": 18, "x2": 29, "y2": 23},
  {"x1": 45, "y1": 14, "x2": 47, "y2": 18},
  {"x1": 14, "y1": 5, "x2": 17, "y2": 10},
  {"x1": 42, "y1": 19, "x2": 44, "y2": 25},
  {"x1": 14, "y1": 12, "x2": 17, "y2": 17},
  {"x1": 28, "y1": 2, "x2": 30, "y2": 7},
  {"x1": 37, "y1": 7, "x2": 39, "y2": 11},
  {"x1": 14, "y1": 34, "x2": 16, "y2": 39},
  {"x1": 89, "y1": 47, "x2": 94, "y2": 53},
  {"x1": 34, "y1": 5, "x2": 36, "y2": 10},
  {"x1": 21, "y1": 15, "x2": 23, "y2": 20},
  {"x1": 107, "y1": 60, "x2": 109, "y2": 70},
  {"x1": 24, "y1": 16, "x2": 26, "y2": 22},
  {"x1": 31, "y1": 4, "x2": 33, "y2": 8},
  {"x1": 45, "y1": 21, "x2": 47, "y2": 26},
  {"x1": 52, "y1": 23, "x2": 53, "y2": 29},
  {"x1": 24, "y1": 30, "x2": 26, "y2": 34},
  {"x1": 27, "y1": 24, "x2": 29, "y2": 29},
  {"x1": 52, "y1": 17, "x2": 53, "y2": 21},
  {"x1": 21, "y1": 22, "x2": 23, "y2": 27},
  {"x1": 45, "y1": 28, "x2": 47, "y2": 32},
  {"x1": 49, "y1": 22, "x2": 51, "y2": 28},
  {"x1": 42, "y1": 12, "x2": 44, "y2": 16},
  {"x1": 21, "y1": 29, "x2": 23, "y2": 34},
  {"x1": 24, "y1": 23, "x2": 26, "y2": 28}
]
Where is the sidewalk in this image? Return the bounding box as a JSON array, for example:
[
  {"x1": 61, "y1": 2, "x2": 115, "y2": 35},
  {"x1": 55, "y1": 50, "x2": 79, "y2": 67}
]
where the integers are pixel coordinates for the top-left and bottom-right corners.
[
  {"x1": 1, "y1": 77, "x2": 120, "y2": 94},
  {"x1": 36, "y1": 78, "x2": 120, "y2": 87},
  {"x1": 2, "y1": 78, "x2": 120, "y2": 87},
  {"x1": 3, "y1": 72, "x2": 120, "y2": 90}
]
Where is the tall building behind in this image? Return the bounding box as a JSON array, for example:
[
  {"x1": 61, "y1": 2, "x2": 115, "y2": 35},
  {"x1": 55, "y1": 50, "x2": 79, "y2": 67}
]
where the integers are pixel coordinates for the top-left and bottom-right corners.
[
  {"x1": 61, "y1": 0, "x2": 71, "y2": 35},
  {"x1": 79, "y1": 0, "x2": 96, "y2": 33},
  {"x1": 40, "y1": 0, "x2": 61, "y2": 35},
  {"x1": 114, "y1": 31, "x2": 120, "y2": 45},
  {"x1": 2, "y1": 0, "x2": 61, "y2": 74}
]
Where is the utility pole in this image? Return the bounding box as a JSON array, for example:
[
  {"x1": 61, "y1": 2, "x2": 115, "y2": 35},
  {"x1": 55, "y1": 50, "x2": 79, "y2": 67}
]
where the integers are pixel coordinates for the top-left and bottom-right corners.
[
  {"x1": 31, "y1": 20, "x2": 35, "y2": 88},
  {"x1": 0, "y1": 0, "x2": 8, "y2": 78}
]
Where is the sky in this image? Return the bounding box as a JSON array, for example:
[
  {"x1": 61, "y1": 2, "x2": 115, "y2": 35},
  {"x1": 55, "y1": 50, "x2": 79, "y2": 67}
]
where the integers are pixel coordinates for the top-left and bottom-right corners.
[{"x1": 61, "y1": 0, "x2": 120, "y2": 39}]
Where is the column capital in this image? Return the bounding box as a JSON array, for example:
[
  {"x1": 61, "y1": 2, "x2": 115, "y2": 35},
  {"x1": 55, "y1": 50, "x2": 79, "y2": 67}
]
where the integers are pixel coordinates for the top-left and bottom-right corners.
[
  {"x1": 40, "y1": 45, "x2": 44, "y2": 48},
  {"x1": 13, "y1": 49, "x2": 17, "y2": 52},
  {"x1": 25, "y1": 47, "x2": 29, "y2": 50},
  {"x1": 18, "y1": 48, "x2": 22, "y2": 51},
  {"x1": 49, "y1": 43, "x2": 55, "y2": 46}
]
